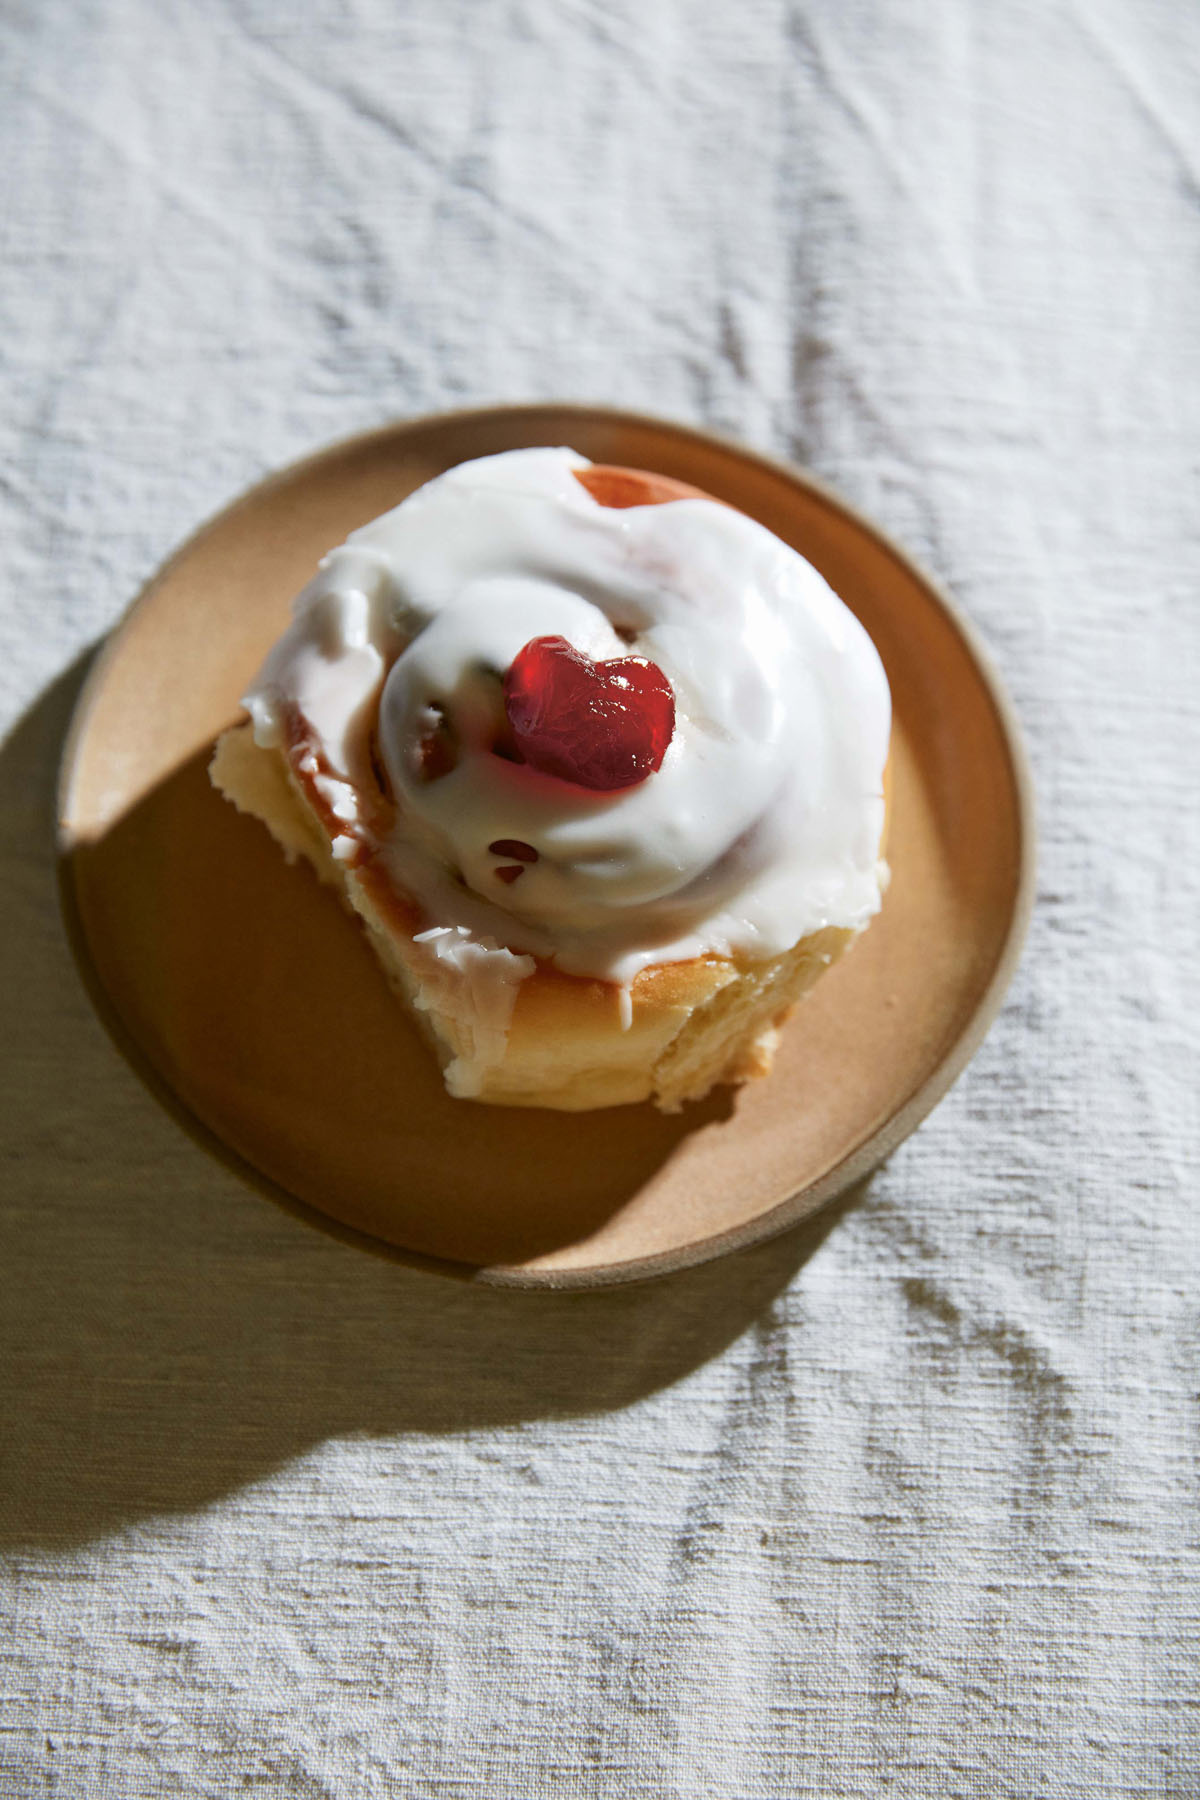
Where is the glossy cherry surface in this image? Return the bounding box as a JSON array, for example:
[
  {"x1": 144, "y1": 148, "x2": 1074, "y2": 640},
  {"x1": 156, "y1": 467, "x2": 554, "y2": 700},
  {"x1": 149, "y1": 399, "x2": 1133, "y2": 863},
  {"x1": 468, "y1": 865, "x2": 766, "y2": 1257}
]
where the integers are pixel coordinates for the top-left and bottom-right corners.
[{"x1": 502, "y1": 635, "x2": 675, "y2": 792}]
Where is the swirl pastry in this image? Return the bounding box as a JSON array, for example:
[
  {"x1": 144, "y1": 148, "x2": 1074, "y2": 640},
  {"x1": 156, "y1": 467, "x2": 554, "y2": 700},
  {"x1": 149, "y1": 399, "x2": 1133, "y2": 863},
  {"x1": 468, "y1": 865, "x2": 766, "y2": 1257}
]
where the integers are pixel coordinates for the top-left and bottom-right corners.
[{"x1": 210, "y1": 447, "x2": 891, "y2": 1109}]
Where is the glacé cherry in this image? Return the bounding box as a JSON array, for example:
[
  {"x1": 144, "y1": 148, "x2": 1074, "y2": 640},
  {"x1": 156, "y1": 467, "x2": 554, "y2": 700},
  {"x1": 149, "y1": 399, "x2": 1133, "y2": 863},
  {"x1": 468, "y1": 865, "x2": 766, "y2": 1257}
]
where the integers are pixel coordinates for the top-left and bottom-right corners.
[{"x1": 502, "y1": 635, "x2": 674, "y2": 792}]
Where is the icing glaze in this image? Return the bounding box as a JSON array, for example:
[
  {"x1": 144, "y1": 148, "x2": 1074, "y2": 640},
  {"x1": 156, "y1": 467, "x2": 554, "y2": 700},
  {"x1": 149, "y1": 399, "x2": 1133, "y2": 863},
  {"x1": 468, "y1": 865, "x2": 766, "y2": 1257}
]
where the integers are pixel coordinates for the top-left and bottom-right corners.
[{"x1": 245, "y1": 447, "x2": 891, "y2": 991}]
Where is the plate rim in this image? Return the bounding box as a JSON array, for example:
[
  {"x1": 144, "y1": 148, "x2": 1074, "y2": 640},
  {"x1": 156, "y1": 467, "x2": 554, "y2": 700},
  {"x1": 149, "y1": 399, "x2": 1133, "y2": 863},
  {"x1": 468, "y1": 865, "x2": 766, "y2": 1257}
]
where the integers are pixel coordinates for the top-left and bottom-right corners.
[{"x1": 56, "y1": 401, "x2": 1037, "y2": 1292}]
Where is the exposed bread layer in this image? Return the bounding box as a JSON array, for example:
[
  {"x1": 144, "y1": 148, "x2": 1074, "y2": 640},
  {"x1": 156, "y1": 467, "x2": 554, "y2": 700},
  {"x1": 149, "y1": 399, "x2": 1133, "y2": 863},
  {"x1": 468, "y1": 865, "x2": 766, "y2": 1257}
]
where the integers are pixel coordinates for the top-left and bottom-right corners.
[{"x1": 210, "y1": 720, "x2": 859, "y2": 1111}]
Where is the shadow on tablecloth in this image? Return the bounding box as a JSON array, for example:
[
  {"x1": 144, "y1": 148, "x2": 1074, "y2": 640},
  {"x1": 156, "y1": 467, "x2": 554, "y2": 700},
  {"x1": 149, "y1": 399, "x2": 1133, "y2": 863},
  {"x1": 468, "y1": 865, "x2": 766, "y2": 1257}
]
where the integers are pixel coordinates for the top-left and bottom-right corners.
[{"x1": 0, "y1": 657, "x2": 867, "y2": 1550}]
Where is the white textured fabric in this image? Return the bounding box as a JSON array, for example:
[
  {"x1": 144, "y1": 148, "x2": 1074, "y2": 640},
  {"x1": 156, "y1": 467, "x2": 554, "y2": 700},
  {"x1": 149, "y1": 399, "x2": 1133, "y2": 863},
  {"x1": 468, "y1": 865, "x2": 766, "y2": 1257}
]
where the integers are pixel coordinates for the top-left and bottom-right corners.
[{"x1": 2, "y1": 1, "x2": 1197, "y2": 1794}]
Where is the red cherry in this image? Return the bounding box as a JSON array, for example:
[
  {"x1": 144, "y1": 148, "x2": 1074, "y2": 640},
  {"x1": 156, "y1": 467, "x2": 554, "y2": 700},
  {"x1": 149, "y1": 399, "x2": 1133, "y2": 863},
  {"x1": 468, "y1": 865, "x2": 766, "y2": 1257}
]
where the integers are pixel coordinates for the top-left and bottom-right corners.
[{"x1": 503, "y1": 636, "x2": 675, "y2": 792}]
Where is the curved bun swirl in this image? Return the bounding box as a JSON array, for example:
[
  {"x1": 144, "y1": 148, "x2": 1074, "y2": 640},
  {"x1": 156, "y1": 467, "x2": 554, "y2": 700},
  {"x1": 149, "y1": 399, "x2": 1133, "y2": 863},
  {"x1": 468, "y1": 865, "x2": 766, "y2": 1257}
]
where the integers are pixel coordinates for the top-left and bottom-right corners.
[{"x1": 244, "y1": 447, "x2": 890, "y2": 986}]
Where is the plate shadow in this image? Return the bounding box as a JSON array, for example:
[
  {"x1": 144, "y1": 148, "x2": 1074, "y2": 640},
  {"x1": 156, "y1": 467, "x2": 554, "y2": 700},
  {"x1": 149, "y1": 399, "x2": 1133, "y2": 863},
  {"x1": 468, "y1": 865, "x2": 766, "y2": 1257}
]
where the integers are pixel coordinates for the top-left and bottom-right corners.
[{"x1": 1, "y1": 657, "x2": 866, "y2": 1550}]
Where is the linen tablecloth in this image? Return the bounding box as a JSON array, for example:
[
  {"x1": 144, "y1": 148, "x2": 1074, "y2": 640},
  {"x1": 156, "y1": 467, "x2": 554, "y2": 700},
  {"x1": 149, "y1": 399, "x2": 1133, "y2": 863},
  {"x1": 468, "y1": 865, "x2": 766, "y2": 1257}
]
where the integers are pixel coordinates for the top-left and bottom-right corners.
[{"x1": 2, "y1": 2, "x2": 1197, "y2": 1793}]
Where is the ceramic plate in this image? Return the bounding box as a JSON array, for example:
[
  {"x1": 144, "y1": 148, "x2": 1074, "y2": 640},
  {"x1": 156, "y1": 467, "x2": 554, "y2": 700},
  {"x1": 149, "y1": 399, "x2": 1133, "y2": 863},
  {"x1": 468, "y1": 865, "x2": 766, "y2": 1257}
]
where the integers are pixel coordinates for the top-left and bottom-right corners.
[{"x1": 58, "y1": 405, "x2": 1034, "y2": 1289}]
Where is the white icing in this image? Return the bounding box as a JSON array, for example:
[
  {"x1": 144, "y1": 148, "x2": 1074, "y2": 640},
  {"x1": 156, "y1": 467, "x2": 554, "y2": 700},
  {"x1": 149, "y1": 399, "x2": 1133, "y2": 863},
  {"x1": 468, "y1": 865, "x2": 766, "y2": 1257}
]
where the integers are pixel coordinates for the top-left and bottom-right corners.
[
  {"x1": 410, "y1": 926, "x2": 536, "y2": 1095},
  {"x1": 245, "y1": 447, "x2": 890, "y2": 986}
]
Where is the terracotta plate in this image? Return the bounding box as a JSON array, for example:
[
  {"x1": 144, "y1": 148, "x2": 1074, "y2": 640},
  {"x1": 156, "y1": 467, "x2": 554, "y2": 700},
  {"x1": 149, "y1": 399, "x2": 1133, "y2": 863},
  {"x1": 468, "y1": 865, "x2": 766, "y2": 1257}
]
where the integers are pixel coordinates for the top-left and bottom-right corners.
[{"x1": 58, "y1": 405, "x2": 1034, "y2": 1289}]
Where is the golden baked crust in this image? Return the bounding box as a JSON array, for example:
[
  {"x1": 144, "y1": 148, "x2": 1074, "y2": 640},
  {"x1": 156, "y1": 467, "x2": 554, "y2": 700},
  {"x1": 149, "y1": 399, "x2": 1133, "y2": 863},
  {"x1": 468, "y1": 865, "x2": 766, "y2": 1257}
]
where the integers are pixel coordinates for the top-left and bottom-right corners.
[{"x1": 209, "y1": 720, "x2": 860, "y2": 1110}]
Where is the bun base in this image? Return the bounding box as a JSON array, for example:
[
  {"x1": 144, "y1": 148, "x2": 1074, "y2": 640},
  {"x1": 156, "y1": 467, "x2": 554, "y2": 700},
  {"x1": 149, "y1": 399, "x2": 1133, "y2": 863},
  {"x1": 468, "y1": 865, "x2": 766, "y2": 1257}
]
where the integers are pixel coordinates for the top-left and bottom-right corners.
[{"x1": 210, "y1": 721, "x2": 857, "y2": 1112}]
